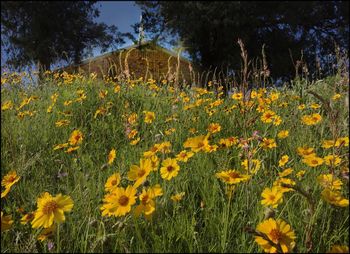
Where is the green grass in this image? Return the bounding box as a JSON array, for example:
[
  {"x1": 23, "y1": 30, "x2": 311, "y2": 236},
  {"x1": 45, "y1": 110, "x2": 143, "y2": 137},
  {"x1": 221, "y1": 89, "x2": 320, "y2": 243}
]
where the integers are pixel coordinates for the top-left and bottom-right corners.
[{"x1": 1, "y1": 73, "x2": 349, "y2": 253}]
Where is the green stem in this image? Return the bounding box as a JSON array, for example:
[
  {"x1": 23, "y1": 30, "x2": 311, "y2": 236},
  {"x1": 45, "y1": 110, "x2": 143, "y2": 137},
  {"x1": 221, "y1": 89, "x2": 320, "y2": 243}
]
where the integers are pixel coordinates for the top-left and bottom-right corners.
[
  {"x1": 221, "y1": 192, "x2": 232, "y2": 252},
  {"x1": 133, "y1": 216, "x2": 146, "y2": 251},
  {"x1": 56, "y1": 223, "x2": 60, "y2": 252}
]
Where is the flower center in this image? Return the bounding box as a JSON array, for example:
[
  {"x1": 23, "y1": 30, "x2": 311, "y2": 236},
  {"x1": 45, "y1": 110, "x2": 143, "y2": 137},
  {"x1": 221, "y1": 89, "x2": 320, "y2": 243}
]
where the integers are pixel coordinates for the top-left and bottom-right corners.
[
  {"x1": 118, "y1": 195, "x2": 129, "y2": 206},
  {"x1": 311, "y1": 159, "x2": 318, "y2": 165},
  {"x1": 228, "y1": 172, "x2": 240, "y2": 179},
  {"x1": 197, "y1": 142, "x2": 204, "y2": 148},
  {"x1": 141, "y1": 194, "x2": 149, "y2": 205},
  {"x1": 42, "y1": 201, "x2": 59, "y2": 215},
  {"x1": 269, "y1": 228, "x2": 283, "y2": 242},
  {"x1": 167, "y1": 166, "x2": 174, "y2": 172},
  {"x1": 111, "y1": 179, "x2": 117, "y2": 186},
  {"x1": 27, "y1": 213, "x2": 34, "y2": 220},
  {"x1": 7, "y1": 176, "x2": 16, "y2": 183},
  {"x1": 74, "y1": 135, "x2": 81, "y2": 142},
  {"x1": 138, "y1": 169, "x2": 146, "y2": 177},
  {"x1": 269, "y1": 195, "x2": 276, "y2": 201}
]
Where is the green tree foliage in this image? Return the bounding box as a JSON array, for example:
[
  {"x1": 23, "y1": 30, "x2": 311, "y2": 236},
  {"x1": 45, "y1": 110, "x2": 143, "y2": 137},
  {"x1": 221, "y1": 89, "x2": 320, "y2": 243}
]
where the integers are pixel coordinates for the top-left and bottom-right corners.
[
  {"x1": 1, "y1": 1, "x2": 125, "y2": 72},
  {"x1": 136, "y1": 1, "x2": 349, "y2": 79}
]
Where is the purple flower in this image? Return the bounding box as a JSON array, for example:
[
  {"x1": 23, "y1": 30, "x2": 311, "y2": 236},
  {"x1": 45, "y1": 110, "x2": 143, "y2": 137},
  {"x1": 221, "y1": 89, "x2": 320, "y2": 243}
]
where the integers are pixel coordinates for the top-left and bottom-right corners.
[
  {"x1": 47, "y1": 241, "x2": 54, "y2": 251},
  {"x1": 57, "y1": 171, "x2": 68, "y2": 178}
]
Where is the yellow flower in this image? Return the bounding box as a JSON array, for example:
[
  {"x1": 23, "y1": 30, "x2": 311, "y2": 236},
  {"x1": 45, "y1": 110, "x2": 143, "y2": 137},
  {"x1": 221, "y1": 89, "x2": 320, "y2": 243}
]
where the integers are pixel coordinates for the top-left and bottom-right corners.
[
  {"x1": 216, "y1": 170, "x2": 250, "y2": 184},
  {"x1": 31, "y1": 192, "x2": 74, "y2": 228},
  {"x1": 143, "y1": 111, "x2": 155, "y2": 124},
  {"x1": 183, "y1": 134, "x2": 210, "y2": 152},
  {"x1": 273, "y1": 178, "x2": 296, "y2": 193},
  {"x1": 63, "y1": 100, "x2": 73, "y2": 106},
  {"x1": 37, "y1": 224, "x2": 55, "y2": 241},
  {"x1": 99, "y1": 90, "x2": 108, "y2": 99},
  {"x1": 143, "y1": 144, "x2": 160, "y2": 158},
  {"x1": 165, "y1": 128, "x2": 176, "y2": 136},
  {"x1": 1, "y1": 170, "x2": 21, "y2": 198},
  {"x1": 176, "y1": 150, "x2": 195, "y2": 163},
  {"x1": 251, "y1": 90, "x2": 258, "y2": 99},
  {"x1": 277, "y1": 130, "x2": 289, "y2": 139},
  {"x1": 160, "y1": 158, "x2": 180, "y2": 181},
  {"x1": 21, "y1": 212, "x2": 35, "y2": 225},
  {"x1": 94, "y1": 106, "x2": 107, "y2": 118},
  {"x1": 323, "y1": 155, "x2": 341, "y2": 166},
  {"x1": 241, "y1": 159, "x2": 261, "y2": 174},
  {"x1": 134, "y1": 185, "x2": 163, "y2": 219},
  {"x1": 297, "y1": 146, "x2": 316, "y2": 157},
  {"x1": 255, "y1": 218, "x2": 296, "y2": 253},
  {"x1": 301, "y1": 113, "x2": 322, "y2": 125},
  {"x1": 296, "y1": 170, "x2": 306, "y2": 180},
  {"x1": 108, "y1": 149, "x2": 116, "y2": 165},
  {"x1": 1, "y1": 101, "x2": 13, "y2": 111},
  {"x1": 207, "y1": 123, "x2": 221, "y2": 133},
  {"x1": 189, "y1": 128, "x2": 197, "y2": 134},
  {"x1": 297, "y1": 104, "x2": 305, "y2": 110},
  {"x1": 278, "y1": 155, "x2": 289, "y2": 167},
  {"x1": 322, "y1": 139, "x2": 336, "y2": 149},
  {"x1": 231, "y1": 92, "x2": 243, "y2": 100},
  {"x1": 104, "y1": 172, "x2": 121, "y2": 193},
  {"x1": 171, "y1": 192, "x2": 185, "y2": 202},
  {"x1": 321, "y1": 188, "x2": 349, "y2": 207},
  {"x1": 130, "y1": 137, "x2": 140, "y2": 145},
  {"x1": 114, "y1": 84, "x2": 121, "y2": 93},
  {"x1": 260, "y1": 138, "x2": 277, "y2": 149},
  {"x1": 68, "y1": 130, "x2": 83, "y2": 146},
  {"x1": 128, "y1": 158, "x2": 152, "y2": 188},
  {"x1": 269, "y1": 92, "x2": 279, "y2": 101},
  {"x1": 310, "y1": 103, "x2": 321, "y2": 109},
  {"x1": 204, "y1": 144, "x2": 218, "y2": 153},
  {"x1": 317, "y1": 174, "x2": 343, "y2": 190},
  {"x1": 53, "y1": 143, "x2": 69, "y2": 151},
  {"x1": 272, "y1": 115, "x2": 282, "y2": 126},
  {"x1": 55, "y1": 119, "x2": 70, "y2": 127},
  {"x1": 65, "y1": 146, "x2": 80, "y2": 153},
  {"x1": 158, "y1": 141, "x2": 172, "y2": 154},
  {"x1": 328, "y1": 245, "x2": 349, "y2": 253},
  {"x1": 278, "y1": 168, "x2": 293, "y2": 178},
  {"x1": 1, "y1": 212, "x2": 14, "y2": 232},
  {"x1": 101, "y1": 185, "x2": 137, "y2": 217},
  {"x1": 128, "y1": 113, "x2": 138, "y2": 125},
  {"x1": 149, "y1": 155, "x2": 159, "y2": 171},
  {"x1": 261, "y1": 186, "x2": 284, "y2": 208},
  {"x1": 261, "y1": 110, "x2": 276, "y2": 123},
  {"x1": 335, "y1": 137, "x2": 349, "y2": 147},
  {"x1": 302, "y1": 156, "x2": 324, "y2": 167},
  {"x1": 331, "y1": 94, "x2": 341, "y2": 101},
  {"x1": 128, "y1": 130, "x2": 138, "y2": 141}
]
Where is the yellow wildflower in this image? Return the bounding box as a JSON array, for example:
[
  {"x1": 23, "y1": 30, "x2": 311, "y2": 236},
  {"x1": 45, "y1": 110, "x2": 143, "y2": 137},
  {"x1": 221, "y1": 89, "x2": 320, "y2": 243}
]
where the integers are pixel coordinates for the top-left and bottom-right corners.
[
  {"x1": 216, "y1": 170, "x2": 250, "y2": 184},
  {"x1": 31, "y1": 192, "x2": 74, "y2": 228},
  {"x1": 255, "y1": 218, "x2": 296, "y2": 253},
  {"x1": 160, "y1": 158, "x2": 180, "y2": 181}
]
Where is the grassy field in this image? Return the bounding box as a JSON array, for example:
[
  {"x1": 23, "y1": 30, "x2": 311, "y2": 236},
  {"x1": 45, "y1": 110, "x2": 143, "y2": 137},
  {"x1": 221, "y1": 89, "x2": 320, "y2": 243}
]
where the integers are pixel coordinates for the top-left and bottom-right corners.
[{"x1": 1, "y1": 71, "x2": 349, "y2": 253}]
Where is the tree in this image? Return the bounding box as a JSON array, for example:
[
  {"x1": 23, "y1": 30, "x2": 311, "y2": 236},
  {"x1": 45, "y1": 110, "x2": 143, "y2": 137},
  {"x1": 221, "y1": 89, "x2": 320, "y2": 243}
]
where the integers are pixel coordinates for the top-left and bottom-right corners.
[
  {"x1": 135, "y1": 1, "x2": 349, "y2": 80},
  {"x1": 1, "y1": 1, "x2": 125, "y2": 74}
]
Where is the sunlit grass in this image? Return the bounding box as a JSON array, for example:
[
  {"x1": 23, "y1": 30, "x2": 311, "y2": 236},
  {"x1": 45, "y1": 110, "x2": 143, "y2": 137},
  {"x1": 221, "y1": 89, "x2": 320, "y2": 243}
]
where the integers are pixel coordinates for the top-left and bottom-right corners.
[{"x1": 1, "y1": 71, "x2": 349, "y2": 253}]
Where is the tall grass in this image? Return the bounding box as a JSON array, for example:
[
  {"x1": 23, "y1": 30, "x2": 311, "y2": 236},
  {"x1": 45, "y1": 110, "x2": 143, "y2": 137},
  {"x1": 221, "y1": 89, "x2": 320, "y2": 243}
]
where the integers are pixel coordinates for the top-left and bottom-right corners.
[{"x1": 1, "y1": 69, "x2": 349, "y2": 253}]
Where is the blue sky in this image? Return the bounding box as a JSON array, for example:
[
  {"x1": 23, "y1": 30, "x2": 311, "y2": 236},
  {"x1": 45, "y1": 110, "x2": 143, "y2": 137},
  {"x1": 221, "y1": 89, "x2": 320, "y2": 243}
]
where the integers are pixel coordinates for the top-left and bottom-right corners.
[
  {"x1": 88, "y1": 1, "x2": 142, "y2": 59},
  {"x1": 96, "y1": 1, "x2": 141, "y2": 46}
]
